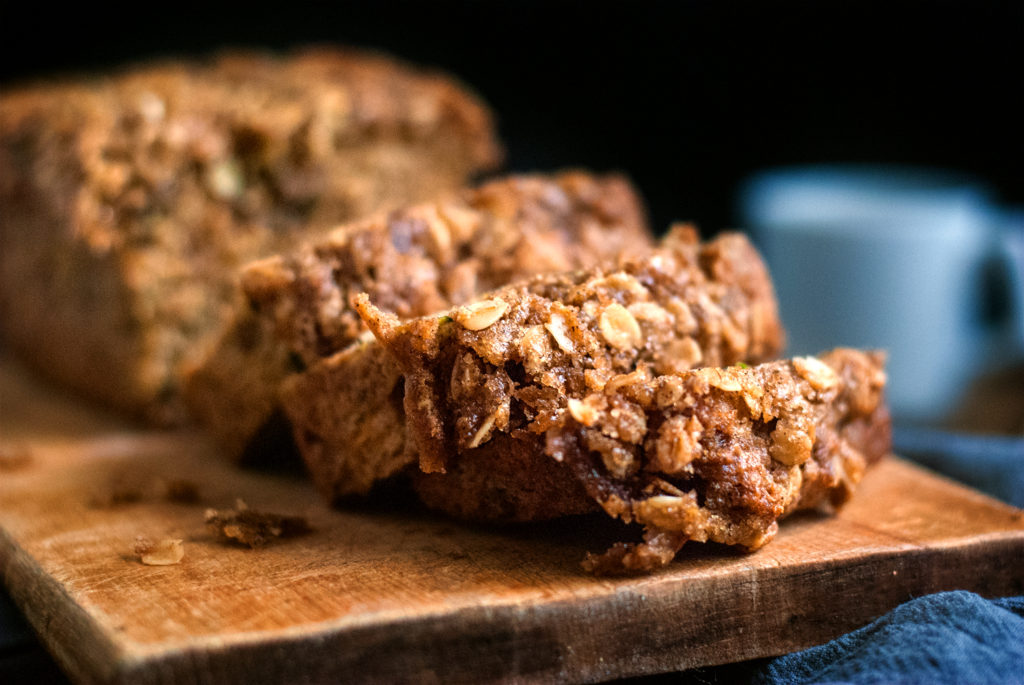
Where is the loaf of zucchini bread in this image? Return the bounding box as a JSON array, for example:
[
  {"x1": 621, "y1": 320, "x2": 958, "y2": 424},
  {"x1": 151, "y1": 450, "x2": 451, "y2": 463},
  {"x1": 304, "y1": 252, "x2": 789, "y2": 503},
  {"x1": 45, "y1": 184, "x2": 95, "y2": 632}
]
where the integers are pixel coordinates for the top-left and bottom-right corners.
[{"x1": 0, "y1": 47, "x2": 501, "y2": 422}]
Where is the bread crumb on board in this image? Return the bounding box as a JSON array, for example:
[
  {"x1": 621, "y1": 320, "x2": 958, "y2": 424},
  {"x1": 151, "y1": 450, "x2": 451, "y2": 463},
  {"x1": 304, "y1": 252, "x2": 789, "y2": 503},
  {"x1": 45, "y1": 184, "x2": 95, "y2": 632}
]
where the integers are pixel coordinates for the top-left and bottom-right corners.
[
  {"x1": 133, "y1": 536, "x2": 185, "y2": 566},
  {"x1": 204, "y1": 499, "x2": 311, "y2": 548}
]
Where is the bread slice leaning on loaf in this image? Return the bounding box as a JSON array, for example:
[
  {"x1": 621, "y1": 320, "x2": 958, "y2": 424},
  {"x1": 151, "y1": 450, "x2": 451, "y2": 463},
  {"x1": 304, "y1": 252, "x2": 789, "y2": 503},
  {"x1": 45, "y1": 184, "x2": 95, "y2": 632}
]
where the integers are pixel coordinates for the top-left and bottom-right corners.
[
  {"x1": 281, "y1": 225, "x2": 788, "y2": 501},
  {"x1": 0, "y1": 47, "x2": 501, "y2": 423},
  {"x1": 184, "y1": 171, "x2": 655, "y2": 461}
]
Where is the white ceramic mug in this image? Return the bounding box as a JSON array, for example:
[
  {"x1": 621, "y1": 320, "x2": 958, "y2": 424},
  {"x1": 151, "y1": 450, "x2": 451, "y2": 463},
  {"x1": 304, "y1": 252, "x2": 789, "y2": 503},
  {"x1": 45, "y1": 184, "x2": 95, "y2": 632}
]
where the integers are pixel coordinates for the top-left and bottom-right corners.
[{"x1": 739, "y1": 165, "x2": 1023, "y2": 423}]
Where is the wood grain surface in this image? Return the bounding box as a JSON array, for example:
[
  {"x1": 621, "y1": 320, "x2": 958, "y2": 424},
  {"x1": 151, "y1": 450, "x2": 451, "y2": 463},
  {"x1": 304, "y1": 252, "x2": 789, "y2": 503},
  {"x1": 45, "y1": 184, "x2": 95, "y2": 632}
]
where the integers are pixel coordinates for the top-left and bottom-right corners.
[{"x1": 1, "y1": 359, "x2": 1023, "y2": 685}]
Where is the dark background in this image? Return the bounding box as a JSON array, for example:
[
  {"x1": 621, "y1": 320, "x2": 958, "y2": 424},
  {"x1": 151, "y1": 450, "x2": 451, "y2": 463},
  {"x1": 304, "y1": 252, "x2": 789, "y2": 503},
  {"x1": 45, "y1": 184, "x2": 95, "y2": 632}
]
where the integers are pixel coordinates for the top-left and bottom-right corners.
[{"x1": 1, "y1": 0, "x2": 1021, "y2": 233}]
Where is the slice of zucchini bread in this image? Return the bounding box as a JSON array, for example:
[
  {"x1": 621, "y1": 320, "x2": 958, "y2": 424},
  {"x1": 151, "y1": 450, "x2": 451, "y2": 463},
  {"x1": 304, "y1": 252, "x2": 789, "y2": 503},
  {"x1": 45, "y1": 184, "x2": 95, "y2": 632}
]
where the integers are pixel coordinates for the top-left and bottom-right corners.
[
  {"x1": 282, "y1": 226, "x2": 787, "y2": 501},
  {"x1": 0, "y1": 47, "x2": 501, "y2": 423},
  {"x1": 184, "y1": 171, "x2": 654, "y2": 459}
]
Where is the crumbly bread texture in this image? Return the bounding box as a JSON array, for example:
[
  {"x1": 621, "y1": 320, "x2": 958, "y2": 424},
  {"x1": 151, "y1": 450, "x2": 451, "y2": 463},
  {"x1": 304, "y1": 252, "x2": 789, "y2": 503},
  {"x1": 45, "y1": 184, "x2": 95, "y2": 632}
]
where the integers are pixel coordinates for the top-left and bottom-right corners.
[
  {"x1": 282, "y1": 226, "x2": 786, "y2": 501},
  {"x1": 185, "y1": 172, "x2": 653, "y2": 459},
  {"x1": 0, "y1": 47, "x2": 501, "y2": 423},
  {"x1": 539, "y1": 349, "x2": 888, "y2": 573}
]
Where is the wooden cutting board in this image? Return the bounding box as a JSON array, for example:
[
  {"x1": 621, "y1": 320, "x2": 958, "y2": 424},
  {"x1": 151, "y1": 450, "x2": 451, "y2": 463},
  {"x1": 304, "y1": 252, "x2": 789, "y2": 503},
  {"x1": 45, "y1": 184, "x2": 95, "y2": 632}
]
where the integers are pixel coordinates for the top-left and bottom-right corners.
[{"x1": 1, "y1": 359, "x2": 1023, "y2": 685}]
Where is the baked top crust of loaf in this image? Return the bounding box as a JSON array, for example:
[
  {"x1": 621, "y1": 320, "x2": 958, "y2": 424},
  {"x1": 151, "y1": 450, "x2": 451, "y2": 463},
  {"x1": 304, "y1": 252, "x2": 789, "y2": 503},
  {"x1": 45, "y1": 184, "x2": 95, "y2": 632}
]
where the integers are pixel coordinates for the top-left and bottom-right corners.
[
  {"x1": 242, "y1": 171, "x2": 654, "y2": 365},
  {"x1": 0, "y1": 48, "x2": 501, "y2": 240},
  {"x1": 0, "y1": 47, "x2": 502, "y2": 422}
]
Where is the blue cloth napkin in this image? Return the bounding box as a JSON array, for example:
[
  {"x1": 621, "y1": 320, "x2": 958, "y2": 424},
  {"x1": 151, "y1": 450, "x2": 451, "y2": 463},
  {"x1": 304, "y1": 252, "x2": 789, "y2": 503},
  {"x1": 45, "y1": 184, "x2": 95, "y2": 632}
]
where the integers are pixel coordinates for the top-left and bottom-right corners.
[{"x1": 753, "y1": 592, "x2": 1024, "y2": 685}]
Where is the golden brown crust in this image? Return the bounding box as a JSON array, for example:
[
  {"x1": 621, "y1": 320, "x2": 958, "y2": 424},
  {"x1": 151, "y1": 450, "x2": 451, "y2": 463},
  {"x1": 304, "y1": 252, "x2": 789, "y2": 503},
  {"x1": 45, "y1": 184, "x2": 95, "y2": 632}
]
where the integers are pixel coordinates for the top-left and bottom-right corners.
[
  {"x1": 243, "y1": 171, "x2": 653, "y2": 365},
  {"x1": 191, "y1": 171, "x2": 654, "y2": 461},
  {"x1": 0, "y1": 47, "x2": 502, "y2": 422}
]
